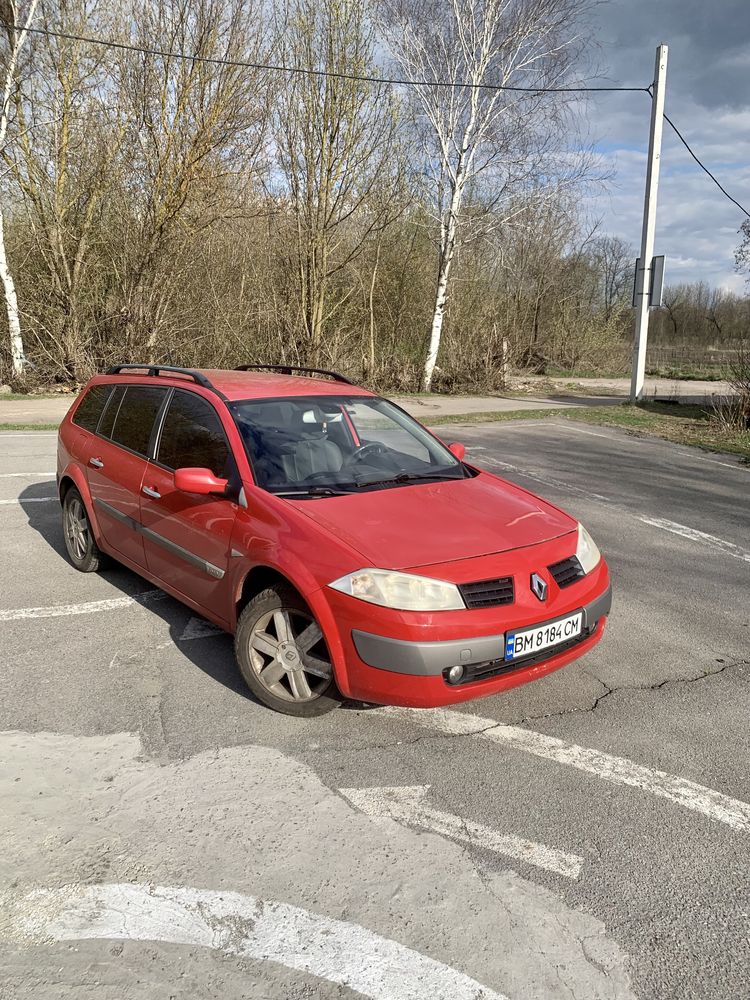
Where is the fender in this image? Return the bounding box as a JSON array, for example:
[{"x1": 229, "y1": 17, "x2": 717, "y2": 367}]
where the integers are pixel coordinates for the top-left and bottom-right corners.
[
  {"x1": 228, "y1": 556, "x2": 354, "y2": 699},
  {"x1": 58, "y1": 462, "x2": 106, "y2": 548}
]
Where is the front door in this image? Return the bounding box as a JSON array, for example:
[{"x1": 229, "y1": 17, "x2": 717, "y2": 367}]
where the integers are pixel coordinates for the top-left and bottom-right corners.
[
  {"x1": 139, "y1": 389, "x2": 238, "y2": 623},
  {"x1": 83, "y1": 384, "x2": 168, "y2": 569}
]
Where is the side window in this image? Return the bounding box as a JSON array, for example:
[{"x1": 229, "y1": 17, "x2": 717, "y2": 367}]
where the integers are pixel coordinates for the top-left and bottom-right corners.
[
  {"x1": 107, "y1": 386, "x2": 167, "y2": 456},
  {"x1": 97, "y1": 385, "x2": 125, "y2": 440},
  {"x1": 72, "y1": 385, "x2": 112, "y2": 433},
  {"x1": 157, "y1": 390, "x2": 230, "y2": 477}
]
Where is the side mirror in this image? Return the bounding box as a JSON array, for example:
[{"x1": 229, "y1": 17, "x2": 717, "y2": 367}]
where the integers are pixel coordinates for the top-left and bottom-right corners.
[
  {"x1": 448, "y1": 442, "x2": 466, "y2": 461},
  {"x1": 174, "y1": 467, "x2": 229, "y2": 496}
]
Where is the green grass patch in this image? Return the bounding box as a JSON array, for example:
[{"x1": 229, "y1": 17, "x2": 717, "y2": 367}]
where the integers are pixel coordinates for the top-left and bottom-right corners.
[
  {"x1": 0, "y1": 423, "x2": 60, "y2": 431},
  {"x1": 644, "y1": 367, "x2": 728, "y2": 382},
  {"x1": 429, "y1": 408, "x2": 572, "y2": 425},
  {"x1": 0, "y1": 392, "x2": 70, "y2": 400},
  {"x1": 430, "y1": 402, "x2": 750, "y2": 463},
  {"x1": 545, "y1": 367, "x2": 628, "y2": 379}
]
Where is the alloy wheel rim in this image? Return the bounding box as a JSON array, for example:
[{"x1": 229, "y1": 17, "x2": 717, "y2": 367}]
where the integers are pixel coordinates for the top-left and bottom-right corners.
[
  {"x1": 249, "y1": 608, "x2": 332, "y2": 703},
  {"x1": 65, "y1": 497, "x2": 89, "y2": 562}
]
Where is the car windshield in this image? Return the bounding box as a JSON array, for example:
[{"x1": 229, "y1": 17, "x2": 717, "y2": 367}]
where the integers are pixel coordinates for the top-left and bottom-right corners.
[{"x1": 230, "y1": 395, "x2": 469, "y2": 496}]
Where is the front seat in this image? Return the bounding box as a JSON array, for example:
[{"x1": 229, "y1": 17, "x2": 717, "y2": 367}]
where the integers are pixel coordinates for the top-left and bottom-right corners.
[{"x1": 285, "y1": 408, "x2": 343, "y2": 482}]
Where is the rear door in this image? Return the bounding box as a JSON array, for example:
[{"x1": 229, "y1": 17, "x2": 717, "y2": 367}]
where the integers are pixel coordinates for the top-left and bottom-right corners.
[
  {"x1": 139, "y1": 389, "x2": 238, "y2": 622},
  {"x1": 84, "y1": 384, "x2": 168, "y2": 569}
]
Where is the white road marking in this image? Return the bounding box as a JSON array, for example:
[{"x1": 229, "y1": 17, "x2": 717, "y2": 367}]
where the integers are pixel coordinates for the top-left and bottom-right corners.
[
  {"x1": 0, "y1": 471, "x2": 54, "y2": 477},
  {"x1": 340, "y1": 784, "x2": 583, "y2": 879},
  {"x1": 387, "y1": 708, "x2": 750, "y2": 834},
  {"x1": 0, "y1": 496, "x2": 56, "y2": 505},
  {"x1": 639, "y1": 516, "x2": 750, "y2": 564},
  {"x1": 554, "y1": 424, "x2": 618, "y2": 440},
  {"x1": 481, "y1": 457, "x2": 611, "y2": 502},
  {"x1": 178, "y1": 616, "x2": 224, "y2": 641},
  {"x1": 690, "y1": 454, "x2": 747, "y2": 471},
  {"x1": 0, "y1": 591, "x2": 168, "y2": 621},
  {"x1": 13, "y1": 882, "x2": 509, "y2": 1000}
]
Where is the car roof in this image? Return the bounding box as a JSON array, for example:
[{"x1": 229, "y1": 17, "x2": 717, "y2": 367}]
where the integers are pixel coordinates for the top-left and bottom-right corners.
[{"x1": 93, "y1": 368, "x2": 377, "y2": 403}]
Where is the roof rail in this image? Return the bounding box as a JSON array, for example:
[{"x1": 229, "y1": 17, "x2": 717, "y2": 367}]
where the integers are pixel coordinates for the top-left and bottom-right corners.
[
  {"x1": 105, "y1": 364, "x2": 222, "y2": 395},
  {"x1": 234, "y1": 364, "x2": 355, "y2": 385}
]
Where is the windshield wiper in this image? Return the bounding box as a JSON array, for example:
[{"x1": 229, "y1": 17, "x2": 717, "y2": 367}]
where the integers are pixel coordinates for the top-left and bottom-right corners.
[
  {"x1": 355, "y1": 471, "x2": 465, "y2": 489},
  {"x1": 271, "y1": 486, "x2": 355, "y2": 498}
]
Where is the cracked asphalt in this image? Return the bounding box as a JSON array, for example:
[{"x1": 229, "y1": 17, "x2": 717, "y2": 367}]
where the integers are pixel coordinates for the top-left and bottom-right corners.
[{"x1": 1, "y1": 420, "x2": 749, "y2": 1000}]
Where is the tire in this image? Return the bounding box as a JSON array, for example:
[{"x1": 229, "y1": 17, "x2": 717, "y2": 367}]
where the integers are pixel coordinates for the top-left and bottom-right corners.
[
  {"x1": 235, "y1": 584, "x2": 340, "y2": 717},
  {"x1": 62, "y1": 487, "x2": 107, "y2": 573}
]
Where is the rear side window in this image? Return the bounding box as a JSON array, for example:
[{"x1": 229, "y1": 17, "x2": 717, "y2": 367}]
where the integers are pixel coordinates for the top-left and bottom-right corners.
[
  {"x1": 107, "y1": 386, "x2": 167, "y2": 456},
  {"x1": 157, "y1": 390, "x2": 230, "y2": 477},
  {"x1": 97, "y1": 385, "x2": 125, "y2": 439},
  {"x1": 72, "y1": 385, "x2": 111, "y2": 433}
]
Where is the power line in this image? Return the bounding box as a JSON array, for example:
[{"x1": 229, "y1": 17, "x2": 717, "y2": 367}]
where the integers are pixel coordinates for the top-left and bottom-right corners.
[
  {"x1": 662, "y1": 111, "x2": 750, "y2": 219},
  {"x1": 19, "y1": 24, "x2": 649, "y2": 94},
  {"x1": 17, "y1": 24, "x2": 749, "y2": 219}
]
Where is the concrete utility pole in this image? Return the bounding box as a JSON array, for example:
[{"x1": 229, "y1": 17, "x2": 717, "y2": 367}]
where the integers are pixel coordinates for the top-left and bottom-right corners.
[{"x1": 630, "y1": 44, "x2": 668, "y2": 402}]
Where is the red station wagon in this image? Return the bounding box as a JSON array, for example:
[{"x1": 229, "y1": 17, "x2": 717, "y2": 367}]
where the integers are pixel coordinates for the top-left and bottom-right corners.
[{"x1": 57, "y1": 364, "x2": 611, "y2": 716}]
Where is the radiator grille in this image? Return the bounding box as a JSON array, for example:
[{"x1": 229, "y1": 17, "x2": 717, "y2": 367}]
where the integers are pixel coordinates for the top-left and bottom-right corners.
[
  {"x1": 459, "y1": 576, "x2": 514, "y2": 609},
  {"x1": 548, "y1": 556, "x2": 585, "y2": 588}
]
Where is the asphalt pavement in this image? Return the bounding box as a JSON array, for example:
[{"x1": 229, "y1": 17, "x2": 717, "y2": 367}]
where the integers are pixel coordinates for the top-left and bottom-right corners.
[{"x1": 1, "y1": 422, "x2": 748, "y2": 1000}]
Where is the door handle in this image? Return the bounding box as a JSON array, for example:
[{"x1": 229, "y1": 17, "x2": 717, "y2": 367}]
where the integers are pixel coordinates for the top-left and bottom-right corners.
[
  {"x1": 142, "y1": 486, "x2": 161, "y2": 499},
  {"x1": 89, "y1": 457, "x2": 104, "y2": 469}
]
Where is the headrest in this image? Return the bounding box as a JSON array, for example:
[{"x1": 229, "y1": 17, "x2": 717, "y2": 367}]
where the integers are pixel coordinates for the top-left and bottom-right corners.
[{"x1": 292, "y1": 405, "x2": 328, "y2": 435}]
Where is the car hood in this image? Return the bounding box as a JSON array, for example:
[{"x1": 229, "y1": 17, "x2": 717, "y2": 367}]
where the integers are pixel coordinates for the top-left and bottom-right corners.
[{"x1": 292, "y1": 472, "x2": 576, "y2": 570}]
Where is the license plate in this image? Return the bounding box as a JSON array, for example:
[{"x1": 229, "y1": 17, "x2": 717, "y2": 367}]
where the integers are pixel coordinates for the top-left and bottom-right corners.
[{"x1": 505, "y1": 611, "x2": 583, "y2": 662}]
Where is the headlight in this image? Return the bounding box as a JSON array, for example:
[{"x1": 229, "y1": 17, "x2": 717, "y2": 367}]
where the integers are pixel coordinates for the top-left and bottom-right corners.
[
  {"x1": 329, "y1": 568, "x2": 464, "y2": 611},
  {"x1": 576, "y1": 522, "x2": 601, "y2": 574}
]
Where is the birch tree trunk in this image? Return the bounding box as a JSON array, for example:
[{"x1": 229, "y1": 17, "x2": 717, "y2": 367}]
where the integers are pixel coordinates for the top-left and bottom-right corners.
[
  {"x1": 0, "y1": 0, "x2": 40, "y2": 379},
  {"x1": 425, "y1": 191, "x2": 460, "y2": 390},
  {"x1": 379, "y1": 0, "x2": 588, "y2": 392},
  {"x1": 0, "y1": 206, "x2": 24, "y2": 375}
]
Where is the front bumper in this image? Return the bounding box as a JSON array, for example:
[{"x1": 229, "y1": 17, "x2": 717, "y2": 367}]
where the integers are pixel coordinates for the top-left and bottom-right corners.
[
  {"x1": 315, "y1": 554, "x2": 611, "y2": 707},
  {"x1": 352, "y1": 585, "x2": 611, "y2": 678}
]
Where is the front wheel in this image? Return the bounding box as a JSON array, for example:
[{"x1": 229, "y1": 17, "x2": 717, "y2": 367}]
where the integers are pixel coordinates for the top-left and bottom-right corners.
[
  {"x1": 62, "y1": 487, "x2": 107, "y2": 573},
  {"x1": 235, "y1": 585, "x2": 339, "y2": 716}
]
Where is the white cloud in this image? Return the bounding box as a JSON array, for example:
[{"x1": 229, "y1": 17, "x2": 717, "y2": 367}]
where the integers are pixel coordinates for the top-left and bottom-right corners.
[{"x1": 578, "y1": 2, "x2": 750, "y2": 289}]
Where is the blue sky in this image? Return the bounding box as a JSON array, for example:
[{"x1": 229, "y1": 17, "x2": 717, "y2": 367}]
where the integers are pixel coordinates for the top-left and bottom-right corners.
[{"x1": 585, "y1": 0, "x2": 750, "y2": 291}]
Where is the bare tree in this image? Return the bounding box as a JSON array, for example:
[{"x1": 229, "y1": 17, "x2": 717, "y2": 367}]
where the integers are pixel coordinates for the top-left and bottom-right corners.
[
  {"x1": 274, "y1": 0, "x2": 400, "y2": 365},
  {"x1": 0, "y1": 0, "x2": 39, "y2": 379},
  {"x1": 6, "y1": 0, "x2": 126, "y2": 379},
  {"x1": 379, "y1": 0, "x2": 590, "y2": 389},
  {"x1": 589, "y1": 234, "x2": 633, "y2": 320},
  {"x1": 736, "y1": 218, "x2": 750, "y2": 284},
  {"x1": 113, "y1": 0, "x2": 269, "y2": 361}
]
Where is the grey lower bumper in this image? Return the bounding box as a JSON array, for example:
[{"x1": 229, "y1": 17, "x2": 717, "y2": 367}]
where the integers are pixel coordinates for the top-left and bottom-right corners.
[{"x1": 352, "y1": 584, "x2": 612, "y2": 677}]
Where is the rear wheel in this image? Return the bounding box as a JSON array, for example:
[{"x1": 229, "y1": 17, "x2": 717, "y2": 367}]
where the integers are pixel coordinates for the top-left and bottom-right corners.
[
  {"x1": 235, "y1": 585, "x2": 339, "y2": 716},
  {"x1": 62, "y1": 487, "x2": 106, "y2": 573}
]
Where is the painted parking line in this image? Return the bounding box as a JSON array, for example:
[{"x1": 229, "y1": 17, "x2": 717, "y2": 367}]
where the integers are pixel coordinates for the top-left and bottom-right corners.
[
  {"x1": 0, "y1": 591, "x2": 169, "y2": 622},
  {"x1": 0, "y1": 471, "x2": 55, "y2": 477},
  {"x1": 690, "y1": 454, "x2": 748, "y2": 471},
  {"x1": 640, "y1": 516, "x2": 750, "y2": 564},
  {"x1": 340, "y1": 784, "x2": 583, "y2": 879},
  {"x1": 11, "y1": 882, "x2": 509, "y2": 1000},
  {"x1": 387, "y1": 707, "x2": 750, "y2": 834},
  {"x1": 552, "y1": 423, "x2": 618, "y2": 441},
  {"x1": 179, "y1": 615, "x2": 224, "y2": 640},
  {"x1": 0, "y1": 496, "x2": 56, "y2": 505},
  {"x1": 480, "y1": 457, "x2": 611, "y2": 502}
]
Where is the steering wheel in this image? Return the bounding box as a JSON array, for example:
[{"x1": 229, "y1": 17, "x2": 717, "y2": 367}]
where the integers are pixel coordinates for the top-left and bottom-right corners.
[
  {"x1": 345, "y1": 442, "x2": 387, "y2": 467},
  {"x1": 303, "y1": 470, "x2": 340, "y2": 484}
]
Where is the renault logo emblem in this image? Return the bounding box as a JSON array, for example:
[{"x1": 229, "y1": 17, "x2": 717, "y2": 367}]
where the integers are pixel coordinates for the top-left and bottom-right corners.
[{"x1": 530, "y1": 572, "x2": 548, "y2": 602}]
